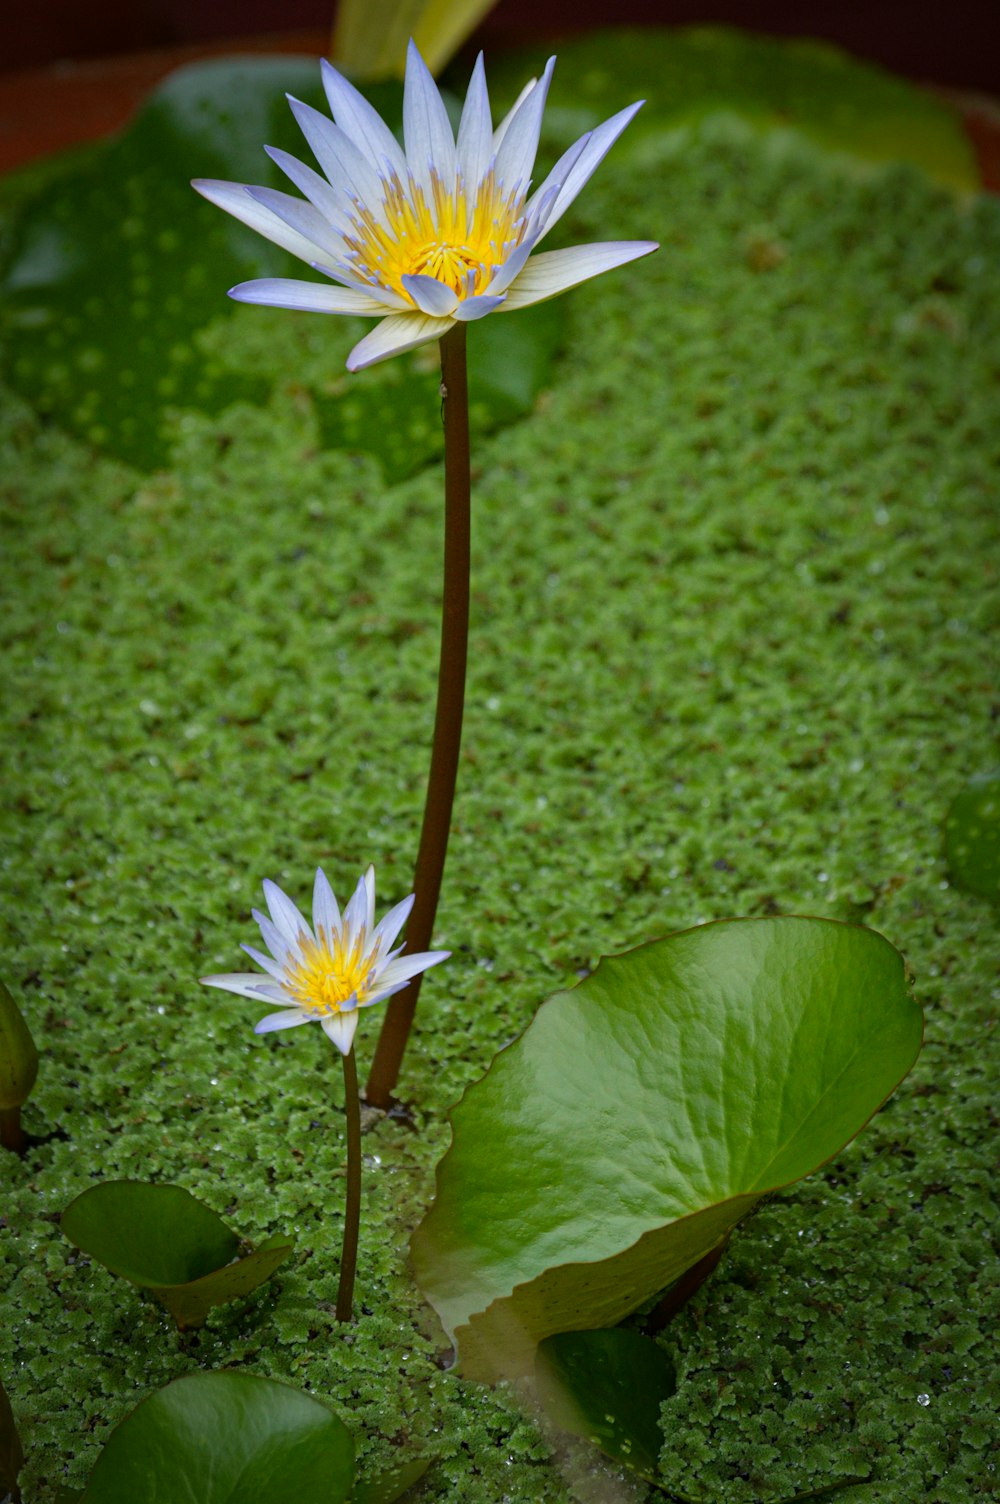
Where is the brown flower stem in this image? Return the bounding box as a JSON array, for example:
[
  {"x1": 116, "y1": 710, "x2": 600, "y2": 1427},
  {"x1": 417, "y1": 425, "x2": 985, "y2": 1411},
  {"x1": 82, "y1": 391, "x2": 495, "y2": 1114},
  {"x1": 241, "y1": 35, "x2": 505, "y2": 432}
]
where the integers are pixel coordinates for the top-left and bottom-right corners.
[
  {"x1": 0, "y1": 1105, "x2": 25, "y2": 1155},
  {"x1": 644, "y1": 1234, "x2": 731, "y2": 1334},
  {"x1": 365, "y1": 323, "x2": 470, "y2": 1108},
  {"x1": 335, "y1": 1045, "x2": 362, "y2": 1322}
]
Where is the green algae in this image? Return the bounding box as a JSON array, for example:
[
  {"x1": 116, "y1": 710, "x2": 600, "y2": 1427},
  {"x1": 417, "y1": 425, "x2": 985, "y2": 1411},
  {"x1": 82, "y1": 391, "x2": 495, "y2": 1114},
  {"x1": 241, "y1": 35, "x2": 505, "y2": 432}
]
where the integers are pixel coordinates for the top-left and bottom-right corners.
[{"x1": 1, "y1": 111, "x2": 998, "y2": 1504}]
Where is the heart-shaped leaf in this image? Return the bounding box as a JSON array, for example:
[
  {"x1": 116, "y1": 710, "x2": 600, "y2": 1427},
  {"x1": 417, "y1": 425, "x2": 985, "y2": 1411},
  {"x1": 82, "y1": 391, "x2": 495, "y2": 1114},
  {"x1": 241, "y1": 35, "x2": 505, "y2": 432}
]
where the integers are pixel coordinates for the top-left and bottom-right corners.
[
  {"x1": 412, "y1": 916, "x2": 922, "y2": 1380},
  {"x1": 61, "y1": 1181, "x2": 293, "y2": 1329},
  {"x1": 1, "y1": 1377, "x2": 24, "y2": 1503},
  {"x1": 944, "y1": 770, "x2": 1000, "y2": 903},
  {"x1": 79, "y1": 1372, "x2": 354, "y2": 1503},
  {"x1": 536, "y1": 1329, "x2": 676, "y2": 1479}
]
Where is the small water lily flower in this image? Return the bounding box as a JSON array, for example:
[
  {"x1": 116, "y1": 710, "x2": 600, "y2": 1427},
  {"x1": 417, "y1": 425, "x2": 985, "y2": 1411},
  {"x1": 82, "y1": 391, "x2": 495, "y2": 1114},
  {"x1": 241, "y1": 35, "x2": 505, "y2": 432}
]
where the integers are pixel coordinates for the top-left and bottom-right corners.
[
  {"x1": 193, "y1": 42, "x2": 657, "y2": 370},
  {"x1": 201, "y1": 866, "x2": 448, "y2": 1055}
]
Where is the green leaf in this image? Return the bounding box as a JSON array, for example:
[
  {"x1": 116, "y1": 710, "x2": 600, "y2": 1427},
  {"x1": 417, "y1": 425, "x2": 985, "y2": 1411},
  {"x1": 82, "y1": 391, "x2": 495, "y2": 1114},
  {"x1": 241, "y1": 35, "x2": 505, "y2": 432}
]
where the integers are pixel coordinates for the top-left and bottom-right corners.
[
  {"x1": 479, "y1": 28, "x2": 978, "y2": 192},
  {"x1": 0, "y1": 977, "x2": 39, "y2": 1113},
  {"x1": 536, "y1": 1329, "x2": 676, "y2": 1479},
  {"x1": 78, "y1": 1372, "x2": 354, "y2": 1504},
  {"x1": 351, "y1": 1456, "x2": 434, "y2": 1504},
  {"x1": 61, "y1": 1181, "x2": 293, "y2": 1329},
  {"x1": 411, "y1": 917, "x2": 922, "y2": 1381},
  {"x1": 1, "y1": 1376, "x2": 24, "y2": 1503},
  {"x1": 944, "y1": 770, "x2": 1000, "y2": 903}
]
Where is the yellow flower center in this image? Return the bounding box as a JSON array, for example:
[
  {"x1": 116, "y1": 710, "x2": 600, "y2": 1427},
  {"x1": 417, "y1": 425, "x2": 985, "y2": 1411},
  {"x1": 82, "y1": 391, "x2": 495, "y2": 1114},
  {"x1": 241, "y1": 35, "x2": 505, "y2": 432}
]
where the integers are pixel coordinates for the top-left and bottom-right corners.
[
  {"x1": 285, "y1": 932, "x2": 372, "y2": 1016},
  {"x1": 345, "y1": 168, "x2": 527, "y2": 304}
]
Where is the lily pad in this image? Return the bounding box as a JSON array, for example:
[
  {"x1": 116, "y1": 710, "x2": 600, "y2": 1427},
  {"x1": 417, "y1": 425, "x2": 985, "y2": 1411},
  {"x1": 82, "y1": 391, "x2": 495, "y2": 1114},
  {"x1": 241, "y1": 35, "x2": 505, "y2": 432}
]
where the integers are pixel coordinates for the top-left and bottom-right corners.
[
  {"x1": 0, "y1": 56, "x2": 563, "y2": 475},
  {"x1": 411, "y1": 916, "x2": 922, "y2": 1380},
  {"x1": 481, "y1": 28, "x2": 978, "y2": 192},
  {"x1": 536, "y1": 1328, "x2": 676, "y2": 1479},
  {"x1": 944, "y1": 770, "x2": 1000, "y2": 903},
  {"x1": 61, "y1": 1180, "x2": 293, "y2": 1329},
  {"x1": 79, "y1": 1372, "x2": 354, "y2": 1504}
]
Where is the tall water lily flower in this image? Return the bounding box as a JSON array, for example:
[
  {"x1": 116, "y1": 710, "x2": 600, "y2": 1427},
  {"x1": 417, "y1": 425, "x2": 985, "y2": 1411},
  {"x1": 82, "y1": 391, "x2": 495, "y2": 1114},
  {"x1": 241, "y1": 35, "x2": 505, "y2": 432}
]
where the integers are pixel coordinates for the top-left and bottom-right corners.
[
  {"x1": 192, "y1": 42, "x2": 657, "y2": 370},
  {"x1": 201, "y1": 865, "x2": 448, "y2": 1056}
]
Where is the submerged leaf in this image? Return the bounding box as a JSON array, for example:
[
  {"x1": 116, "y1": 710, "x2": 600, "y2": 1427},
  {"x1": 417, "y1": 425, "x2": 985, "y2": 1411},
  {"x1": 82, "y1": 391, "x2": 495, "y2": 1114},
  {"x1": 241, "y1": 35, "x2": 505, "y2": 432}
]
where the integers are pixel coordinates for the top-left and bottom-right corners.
[
  {"x1": 944, "y1": 770, "x2": 1000, "y2": 903},
  {"x1": 412, "y1": 917, "x2": 922, "y2": 1380},
  {"x1": 1, "y1": 1376, "x2": 25, "y2": 1503},
  {"x1": 79, "y1": 1372, "x2": 354, "y2": 1504},
  {"x1": 61, "y1": 1181, "x2": 293, "y2": 1328},
  {"x1": 351, "y1": 1455, "x2": 435, "y2": 1503},
  {"x1": 536, "y1": 1328, "x2": 675, "y2": 1478}
]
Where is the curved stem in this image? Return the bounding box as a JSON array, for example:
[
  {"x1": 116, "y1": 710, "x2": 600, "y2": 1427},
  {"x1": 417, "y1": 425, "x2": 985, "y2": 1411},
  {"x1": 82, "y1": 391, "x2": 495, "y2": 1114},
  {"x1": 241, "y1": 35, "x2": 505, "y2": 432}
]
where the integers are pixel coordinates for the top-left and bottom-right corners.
[
  {"x1": 365, "y1": 324, "x2": 470, "y2": 1108},
  {"x1": 335, "y1": 1046, "x2": 362, "y2": 1322},
  {"x1": 644, "y1": 1234, "x2": 731, "y2": 1334}
]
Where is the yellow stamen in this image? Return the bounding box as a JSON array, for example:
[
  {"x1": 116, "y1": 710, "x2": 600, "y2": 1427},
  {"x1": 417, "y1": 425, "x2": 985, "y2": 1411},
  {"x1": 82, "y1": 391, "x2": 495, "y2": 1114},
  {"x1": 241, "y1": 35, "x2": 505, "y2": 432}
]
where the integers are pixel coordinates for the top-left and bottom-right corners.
[
  {"x1": 285, "y1": 931, "x2": 373, "y2": 1016},
  {"x1": 344, "y1": 168, "x2": 527, "y2": 305}
]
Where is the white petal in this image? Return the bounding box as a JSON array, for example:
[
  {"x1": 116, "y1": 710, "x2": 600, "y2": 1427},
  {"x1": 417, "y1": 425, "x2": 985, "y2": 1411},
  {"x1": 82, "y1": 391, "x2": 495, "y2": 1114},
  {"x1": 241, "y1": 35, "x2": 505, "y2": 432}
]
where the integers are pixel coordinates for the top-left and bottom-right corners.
[
  {"x1": 320, "y1": 57, "x2": 409, "y2": 180},
  {"x1": 370, "y1": 893, "x2": 415, "y2": 957},
  {"x1": 264, "y1": 144, "x2": 353, "y2": 233},
  {"x1": 287, "y1": 96, "x2": 385, "y2": 209},
  {"x1": 453, "y1": 293, "x2": 506, "y2": 322},
  {"x1": 192, "y1": 178, "x2": 331, "y2": 267},
  {"x1": 492, "y1": 76, "x2": 536, "y2": 151},
  {"x1": 494, "y1": 57, "x2": 555, "y2": 193},
  {"x1": 310, "y1": 260, "x2": 411, "y2": 309},
  {"x1": 321, "y1": 1011, "x2": 360, "y2": 1055},
  {"x1": 346, "y1": 312, "x2": 452, "y2": 371},
  {"x1": 363, "y1": 865, "x2": 376, "y2": 933},
  {"x1": 401, "y1": 274, "x2": 459, "y2": 317},
  {"x1": 241, "y1": 943, "x2": 288, "y2": 984},
  {"x1": 403, "y1": 39, "x2": 456, "y2": 194},
  {"x1": 522, "y1": 134, "x2": 592, "y2": 239},
  {"x1": 263, "y1": 877, "x2": 314, "y2": 948},
  {"x1": 375, "y1": 949, "x2": 450, "y2": 991},
  {"x1": 501, "y1": 241, "x2": 658, "y2": 311},
  {"x1": 342, "y1": 870, "x2": 369, "y2": 943},
  {"x1": 252, "y1": 908, "x2": 294, "y2": 966},
  {"x1": 456, "y1": 52, "x2": 493, "y2": 196},
  {"x1": 313, "y1": 867, "x2": 342, "y2": 945},
  {"x1": 254, "y1": 1009, "x2": 315, "y2": 1034},
  {"x1": 229, "y1": 277, "x2": 390, "y2": 316},
  {"x1": 528, "y1": 100, "x2": 645, "y2": 242},
  {"x1": 245, "y1": 185, "x2": 343, "y2": 260},
  {"x1": 200, "y1": 972, "x2": 274, "y2": 1000}
]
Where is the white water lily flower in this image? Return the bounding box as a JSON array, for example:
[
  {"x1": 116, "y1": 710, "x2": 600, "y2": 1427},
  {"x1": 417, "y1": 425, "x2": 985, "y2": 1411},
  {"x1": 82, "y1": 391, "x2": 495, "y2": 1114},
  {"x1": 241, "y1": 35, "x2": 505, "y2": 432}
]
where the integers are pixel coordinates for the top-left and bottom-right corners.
[
  {"x1": 201, "y1": 866, "x2": 448, "y2": 1055},
  {"x1": 193, "y1": 42, "x2": 657, "y2": 370}
]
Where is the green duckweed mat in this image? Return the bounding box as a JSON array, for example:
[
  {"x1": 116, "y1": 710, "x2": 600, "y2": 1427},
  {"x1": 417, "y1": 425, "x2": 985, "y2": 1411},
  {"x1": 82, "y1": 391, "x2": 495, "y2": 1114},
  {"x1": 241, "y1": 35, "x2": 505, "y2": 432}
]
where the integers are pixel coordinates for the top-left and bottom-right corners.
[{"x1": 1, "y1": 41, "x2": 998, "y2": 1504}]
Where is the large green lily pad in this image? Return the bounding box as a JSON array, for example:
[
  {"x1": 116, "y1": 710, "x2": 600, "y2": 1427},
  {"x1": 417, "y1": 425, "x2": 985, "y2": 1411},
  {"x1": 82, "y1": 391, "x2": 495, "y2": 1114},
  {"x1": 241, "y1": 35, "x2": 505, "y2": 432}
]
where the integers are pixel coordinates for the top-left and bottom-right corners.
[
  {"x1": 61, "y1": 1180, "x2": 293, "y2": 1328},
  {"x1": 411, "y1": 916, "x2": 922, "y2": 1381},
  {"x1": 79, "y1": 1372, "x2": 354, "y2": 1503}
]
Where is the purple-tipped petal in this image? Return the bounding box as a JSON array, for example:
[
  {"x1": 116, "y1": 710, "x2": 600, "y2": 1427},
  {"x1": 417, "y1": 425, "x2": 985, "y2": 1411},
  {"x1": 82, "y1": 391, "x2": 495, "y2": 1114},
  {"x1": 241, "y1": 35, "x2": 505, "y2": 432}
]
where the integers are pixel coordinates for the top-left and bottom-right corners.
[
  {"x1": 229, "y1": 277, "x2": 389, "y2": 316},
  {"x1": 456, "y1": 52, "x2": 493, "y2": 195},
  {"x1": 401, "y1": 274, "x2": 460, "y2": 317},
  {"x1": 452, "y1": 293, "x2": 506, "y2": 322},
  {"x1": 494, "y1": 56, "x2": 555, "y2": 194},
  {"x1": 501, "y1": 240, "x2": 658, "y2": 310},
  {"x1": 200, "y1": 972, "x2": 274, "y2": 1000},
  {"x1": 254, "y1": 1008, "x2": 315, "y2": 1034},
  {"x1": 263, "y1": 878, "x2": 313, "y2": 948},
  {"x1": 320, "y1": 57, "x2": 409, "y2": 180},
  {"x1": 192, "y1": 178, "x2": 331, "y2": 267},
  {"x1": 527, "y1": 100, "x2": 645, "y2": 243},
  {"x1": 403, "y1": 39, "x2": 456, "y2": 194}
]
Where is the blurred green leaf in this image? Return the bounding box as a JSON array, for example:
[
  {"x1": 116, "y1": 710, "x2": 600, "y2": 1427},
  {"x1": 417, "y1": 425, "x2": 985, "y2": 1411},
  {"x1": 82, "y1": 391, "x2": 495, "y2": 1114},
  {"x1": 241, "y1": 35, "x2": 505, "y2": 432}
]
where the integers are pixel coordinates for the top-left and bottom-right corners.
[
  {"x1": 79, "y1": 1372, "x2": 354, "y2": 1504},
  {"x1": 944, "y1": 770, "x2": 1000, "y2": 903},
  {"x1": 479, "y1": 28, "x2": 978, "y2": 192},
  {"x1": 61, "y1": 1181, "x2": 293, "y2": 1329},
  {"x1": 412, "y1": 917, "x2": 922, "y2": 1381},
  {"x1": 536, "y1": 1328, "x2": 676, "y2": 1479},
  {"x1": 0, "y1": 977, "x2": 38, "y2": 1114}
]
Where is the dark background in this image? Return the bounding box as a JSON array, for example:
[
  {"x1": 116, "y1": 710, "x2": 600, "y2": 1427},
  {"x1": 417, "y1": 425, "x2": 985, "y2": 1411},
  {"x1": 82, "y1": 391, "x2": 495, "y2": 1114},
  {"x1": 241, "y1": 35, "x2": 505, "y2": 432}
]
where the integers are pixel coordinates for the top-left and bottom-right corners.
[{"x1": 5, "y1": 1, "x2": 1000, "y2": 93}]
